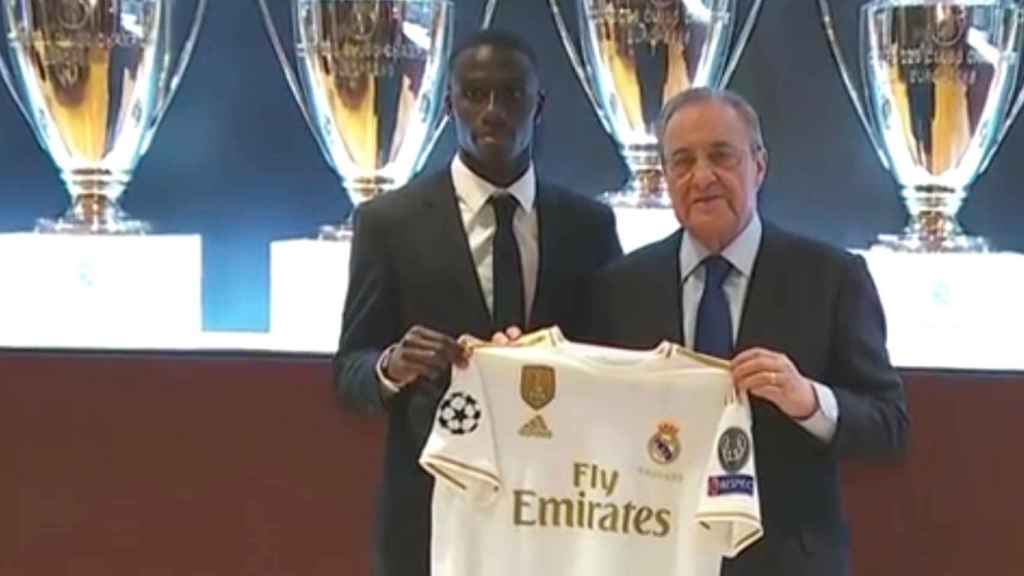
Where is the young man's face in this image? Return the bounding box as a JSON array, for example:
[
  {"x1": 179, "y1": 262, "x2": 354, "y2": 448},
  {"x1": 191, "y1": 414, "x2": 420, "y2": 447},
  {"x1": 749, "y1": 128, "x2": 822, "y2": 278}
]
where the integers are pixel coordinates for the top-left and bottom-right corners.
[{"x1": 447, "y1": 44, "x2": 543, "y2": 171}]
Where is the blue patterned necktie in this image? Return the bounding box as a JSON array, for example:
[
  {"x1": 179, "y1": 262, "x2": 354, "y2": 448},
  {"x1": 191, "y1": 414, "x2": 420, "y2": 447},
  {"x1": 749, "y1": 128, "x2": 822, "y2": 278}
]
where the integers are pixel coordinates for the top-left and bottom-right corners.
[{"x1": 693, "y1": 255, "x2": 734, "y2": 358}]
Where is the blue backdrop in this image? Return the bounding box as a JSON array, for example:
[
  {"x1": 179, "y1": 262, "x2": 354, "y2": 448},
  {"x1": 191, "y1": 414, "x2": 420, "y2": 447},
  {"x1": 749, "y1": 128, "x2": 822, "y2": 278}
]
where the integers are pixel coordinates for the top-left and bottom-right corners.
[{"x1": 1, "y1": 0, "x2": 1022, "y2": 332}]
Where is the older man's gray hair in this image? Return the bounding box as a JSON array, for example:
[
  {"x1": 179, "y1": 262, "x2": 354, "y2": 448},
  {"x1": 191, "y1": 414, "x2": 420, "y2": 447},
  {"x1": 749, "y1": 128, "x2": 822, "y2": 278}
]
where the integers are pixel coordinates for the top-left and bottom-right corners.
[{"x1": 655, "y1": 88, "x2": 766, "y2": 160}]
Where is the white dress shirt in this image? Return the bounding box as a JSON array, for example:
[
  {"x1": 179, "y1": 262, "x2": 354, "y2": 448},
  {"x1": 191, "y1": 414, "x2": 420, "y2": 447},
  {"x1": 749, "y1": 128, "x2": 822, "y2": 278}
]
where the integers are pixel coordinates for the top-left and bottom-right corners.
[
  {"x1": 679, "y1": 215, "x2": 840, "y2": 443},
  {"x1": 451, "y1": 154, "x2": 539, "y2": 321}
]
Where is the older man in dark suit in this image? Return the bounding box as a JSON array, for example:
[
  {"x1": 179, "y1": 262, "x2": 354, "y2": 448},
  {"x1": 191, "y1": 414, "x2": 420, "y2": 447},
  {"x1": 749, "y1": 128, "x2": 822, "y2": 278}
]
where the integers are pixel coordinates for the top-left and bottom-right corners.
[
  {"x1": 333, "y1": 29, "x2": 622, "y2": 576},
  {"x1": 586, "y1": 87, "x2": 909, "y2": 576}
]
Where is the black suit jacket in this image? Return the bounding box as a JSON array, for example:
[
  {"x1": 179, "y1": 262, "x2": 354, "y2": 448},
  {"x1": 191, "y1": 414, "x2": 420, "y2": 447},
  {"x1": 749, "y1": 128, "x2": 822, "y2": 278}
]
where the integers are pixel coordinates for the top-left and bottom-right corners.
[
  {"x1": 587, "y1": 222, "x2": 909, "y2": 576},
  {"x1": 333, "y1": 169, "x2": 622, "y2": 576}
]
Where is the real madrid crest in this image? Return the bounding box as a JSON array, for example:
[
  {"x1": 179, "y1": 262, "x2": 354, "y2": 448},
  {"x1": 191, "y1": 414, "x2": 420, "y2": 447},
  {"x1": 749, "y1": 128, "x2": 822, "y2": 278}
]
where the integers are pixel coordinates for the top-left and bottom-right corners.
[
  {"x1": 647, "y1": 421, "x2": 681, "y2": 466},
  {"x1": 520, "y1": 365, "x2": 556, "y2": 411}
]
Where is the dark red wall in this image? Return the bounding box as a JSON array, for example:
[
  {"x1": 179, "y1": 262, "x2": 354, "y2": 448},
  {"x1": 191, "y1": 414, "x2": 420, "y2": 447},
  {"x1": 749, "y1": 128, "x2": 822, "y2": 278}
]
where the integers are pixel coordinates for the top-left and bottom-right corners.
[{"x1": 1, "y1": 352, "x2": 1018, "y2": 575}]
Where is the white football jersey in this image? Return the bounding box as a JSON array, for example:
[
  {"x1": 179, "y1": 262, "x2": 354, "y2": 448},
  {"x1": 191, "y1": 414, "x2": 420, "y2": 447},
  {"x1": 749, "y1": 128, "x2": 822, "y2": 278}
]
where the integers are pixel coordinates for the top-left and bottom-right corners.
[{"x1": 419, "y1": 328, "x2": 761, "y2": 576}]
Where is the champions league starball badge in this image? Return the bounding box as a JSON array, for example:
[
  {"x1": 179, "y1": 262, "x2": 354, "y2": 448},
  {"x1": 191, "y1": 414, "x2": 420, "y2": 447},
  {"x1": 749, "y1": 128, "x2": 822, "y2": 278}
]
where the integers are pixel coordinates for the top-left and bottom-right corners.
[{"x1": 438, "y1": 392, "x2": 482, "y2": 436}]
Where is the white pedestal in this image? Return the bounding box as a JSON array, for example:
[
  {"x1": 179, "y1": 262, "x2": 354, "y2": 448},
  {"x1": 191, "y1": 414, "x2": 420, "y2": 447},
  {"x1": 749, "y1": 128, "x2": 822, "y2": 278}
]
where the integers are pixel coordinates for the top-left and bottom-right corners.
[
  {"x1": 861, "y1": 251, "x2": 1024, "y2": 370},
  {"x1": 0, "y1": 233, "x2": 202, "y2": 348},
  {"x1": 269, "y1": 238, "x2": 350, "y2": 352},
  {"x1": 0, "y1": 229, "x2": 1018, "y2": 371}
]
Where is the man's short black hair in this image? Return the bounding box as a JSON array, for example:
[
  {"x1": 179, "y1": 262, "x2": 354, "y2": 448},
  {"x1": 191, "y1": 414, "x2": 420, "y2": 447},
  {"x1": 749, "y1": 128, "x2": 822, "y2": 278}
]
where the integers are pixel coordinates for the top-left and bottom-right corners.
[{"x1": 448, "y1": 28, "x2": 539, "y2": 72}]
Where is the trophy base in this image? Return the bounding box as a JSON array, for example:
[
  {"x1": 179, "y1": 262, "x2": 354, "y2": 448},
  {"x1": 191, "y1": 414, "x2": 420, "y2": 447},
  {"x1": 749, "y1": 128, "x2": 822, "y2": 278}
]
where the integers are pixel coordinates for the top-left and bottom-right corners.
[
  {"x1": 36, "y1": 194, "x2": 151, "y2": 235},
  {"x1": 603, "y1": 152, "x2": 670, "y2": 208},
  {"x1": 317, "y1": 222, "x2": 353, "y2": 242},
  {"x1": 600, "y1": 169, "x2": 672, "y2": 208},
  {"x1": 872, "y1": 233, "x2": 990, "y2": 254},
  {"x1": 600, "y1": 190, "x2": 673, "y2": 209},
  {"x1": 600, "y1": 166, "x2": 671, "y2": 209}
]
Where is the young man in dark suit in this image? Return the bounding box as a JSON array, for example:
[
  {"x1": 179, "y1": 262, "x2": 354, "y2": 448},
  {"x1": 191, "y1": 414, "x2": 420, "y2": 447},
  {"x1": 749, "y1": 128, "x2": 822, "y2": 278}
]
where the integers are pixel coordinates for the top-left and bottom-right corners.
[
  {"x1": 333, "y1": 30, "x2": 622, "y2": 576},
  {"x1": 587, "y1": 88, "x2": 909, "y2": 576}
]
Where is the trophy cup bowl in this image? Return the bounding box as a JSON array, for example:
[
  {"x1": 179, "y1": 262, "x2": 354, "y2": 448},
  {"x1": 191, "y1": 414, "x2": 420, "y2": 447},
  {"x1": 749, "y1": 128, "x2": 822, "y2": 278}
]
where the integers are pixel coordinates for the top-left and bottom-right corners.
[
  {"x1": 819, "y1": 0, "x2": 1024, "y2": 252},
  {"x1": 548, "y1": 0, "x2": 762, "y2": 208},
  {"x1": 0, "y1": 0, "x2": 208, "y2": 234},
  {"x1": 257, "y1": 0, "x2": 498, "y2": 240}
]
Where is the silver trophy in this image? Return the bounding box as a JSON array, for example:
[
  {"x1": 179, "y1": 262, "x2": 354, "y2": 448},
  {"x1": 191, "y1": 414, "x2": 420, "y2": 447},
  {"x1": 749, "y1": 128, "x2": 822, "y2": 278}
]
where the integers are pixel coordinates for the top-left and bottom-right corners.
[
  {"x1": 549, "y1": 0, "x2": 762, "y2": 207},
  {"x1": 0, "y1": 0, "x2": 207, "y2": 234},
  {"x1": 820, "y1": 0, "x2": 1024, "y2": 252},
  {"x1": 258, "y1": 0, "x2": 496, "y2": 240}
]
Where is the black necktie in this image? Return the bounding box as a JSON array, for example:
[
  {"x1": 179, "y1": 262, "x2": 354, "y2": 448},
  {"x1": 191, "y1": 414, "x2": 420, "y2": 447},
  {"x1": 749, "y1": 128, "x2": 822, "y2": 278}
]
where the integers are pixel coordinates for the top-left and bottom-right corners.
[
  {"x1": 490, "y1": 193, "x2": 525, "y2": 330},
  {"x1": 693, "y1": 255, "x2": 734, "y2": 358}
]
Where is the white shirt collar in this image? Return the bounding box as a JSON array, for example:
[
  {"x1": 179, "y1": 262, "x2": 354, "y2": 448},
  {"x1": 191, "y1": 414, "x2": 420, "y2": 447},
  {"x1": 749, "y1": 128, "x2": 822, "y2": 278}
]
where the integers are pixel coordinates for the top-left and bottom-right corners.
[
  {"x1": 679, "y1": 214, "x2": 762, "y2": 282},
  {"x1": 451, "y1": 154, "x2": 536, "y2": 216}
]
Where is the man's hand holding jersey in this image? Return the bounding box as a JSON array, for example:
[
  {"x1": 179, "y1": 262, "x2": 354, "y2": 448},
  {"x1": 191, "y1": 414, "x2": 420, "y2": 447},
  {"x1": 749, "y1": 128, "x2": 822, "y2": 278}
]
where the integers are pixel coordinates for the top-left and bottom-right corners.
[{"x1": 378, "y1": 325, "x2": 470, "y2": 394}]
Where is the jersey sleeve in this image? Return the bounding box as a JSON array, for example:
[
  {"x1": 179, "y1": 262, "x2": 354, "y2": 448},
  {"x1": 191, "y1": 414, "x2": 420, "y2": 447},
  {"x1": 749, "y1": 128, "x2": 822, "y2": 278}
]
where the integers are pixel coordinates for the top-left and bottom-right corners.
[
  {"x1": 694, "y1": 392, "x2": 763, "y2": 557},
  {"x1": 419, "y1": 357, "x2": 502, "y2": 506}
]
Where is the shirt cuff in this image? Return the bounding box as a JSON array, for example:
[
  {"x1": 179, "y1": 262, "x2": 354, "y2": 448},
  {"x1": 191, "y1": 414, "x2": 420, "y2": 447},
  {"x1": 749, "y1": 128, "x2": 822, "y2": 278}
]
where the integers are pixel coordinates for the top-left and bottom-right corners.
[
  {"x1": 376, "y1": 345, "x2": 404, "y2": 398},
  {"x1": 796, "y1": 381, "x2": 839, "y2": 443}
]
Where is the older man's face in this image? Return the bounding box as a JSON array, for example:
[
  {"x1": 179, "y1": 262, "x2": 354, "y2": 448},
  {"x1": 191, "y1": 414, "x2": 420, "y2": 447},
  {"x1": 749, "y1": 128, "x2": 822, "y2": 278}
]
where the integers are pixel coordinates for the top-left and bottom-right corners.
[{"x1": 662, "y1": 100, "x2": 767, "y2": 252}]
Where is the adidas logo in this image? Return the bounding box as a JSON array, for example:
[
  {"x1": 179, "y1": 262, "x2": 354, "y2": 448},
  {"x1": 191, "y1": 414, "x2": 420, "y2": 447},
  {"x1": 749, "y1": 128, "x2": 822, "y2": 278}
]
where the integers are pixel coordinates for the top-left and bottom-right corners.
[{"x1": 518, "y1": 414, "x2": 553, "y2": 439}]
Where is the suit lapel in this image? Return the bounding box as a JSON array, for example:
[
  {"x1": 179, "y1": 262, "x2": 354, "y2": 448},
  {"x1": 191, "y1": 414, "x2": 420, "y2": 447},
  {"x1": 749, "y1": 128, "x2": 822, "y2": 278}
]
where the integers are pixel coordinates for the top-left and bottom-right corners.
[
  {"x1": 734, "y1": 222, "x2": 797, "y2": 436},
  {"x1": 737, "y1": 222, "x2": 789, "y2": 351},
  {"x1": 420, "y1": 171, "x2": 492, "y2": 334},
  {"x1": 529, "y1": 183, "x2": 564, "y2": 330},
  {"x1": 657, "y1": 230, "x2": 685, "y2": 345}
]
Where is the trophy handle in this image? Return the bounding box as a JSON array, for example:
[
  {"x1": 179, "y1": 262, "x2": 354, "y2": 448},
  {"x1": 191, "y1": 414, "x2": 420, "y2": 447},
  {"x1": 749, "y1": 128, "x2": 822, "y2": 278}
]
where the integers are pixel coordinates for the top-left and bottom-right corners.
[
  {"x1": 417, "y1": 0, "x2": 499, "y2": 171},
  {"x1": 139, "y1": 0, "x2": 209, "y2": 154},
  {"x1": 482, "y1": 0, "x2": 498, "y2": 29},
  {"x1": 980, "y1": 8, "x2": 1024, "y2": 173},
  {"x1": 817, "y1": 0, "x2": 892, "y2": 171},
  {"x1": 546, "y1": 0, "x2": 613, "y2": 134},
  {"x1": 255, "y1": 0, "x2": 340, "y2": 171},
  {"x1": 0, "y1": 7, "x2": 47, "y2": 145},
  {"x1": 720, "y1": 0, "x2": 764, "y2": 86}
]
